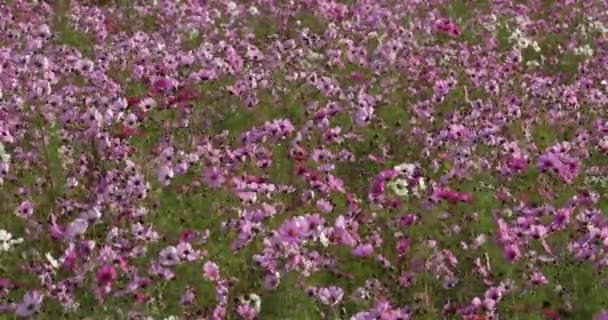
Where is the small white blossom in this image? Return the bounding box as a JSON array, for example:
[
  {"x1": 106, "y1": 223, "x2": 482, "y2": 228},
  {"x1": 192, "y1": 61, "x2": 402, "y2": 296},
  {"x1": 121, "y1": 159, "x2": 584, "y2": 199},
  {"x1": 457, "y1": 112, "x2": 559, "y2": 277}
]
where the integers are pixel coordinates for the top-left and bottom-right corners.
[
  {"x1": 318, "y1": 232, "x2": 329, "y2": 247},
  {"x1": 411, "y1": 177, "x2": 427, "y2": 198},
  {"x1": 227, "y1": 1, "x2": 238, "y2": 15},
  {"x1": 388, "y1": 179, "x2": 409, "y2": 197},
  {"x1": 0, "y1": 229, "x2": 23, "y2": 252},
  {"x1": 574, "y1": 44, "x2": 594, "y2": 57},
  {"x1": 0, "y1": 143, "x2": 10, "y2": 163},
  {"x1": 45, "y1": 252, "x2": 60, "y2": 269},
  {"x1": 394, "y1": 162, "x2": 416, "y2": 176},
  {"x1": 526, "y1": 60, "x2": 541, "y2": 68},
  {"x1": 249, "y1": 293, "x2": 261, "y2": 312}
]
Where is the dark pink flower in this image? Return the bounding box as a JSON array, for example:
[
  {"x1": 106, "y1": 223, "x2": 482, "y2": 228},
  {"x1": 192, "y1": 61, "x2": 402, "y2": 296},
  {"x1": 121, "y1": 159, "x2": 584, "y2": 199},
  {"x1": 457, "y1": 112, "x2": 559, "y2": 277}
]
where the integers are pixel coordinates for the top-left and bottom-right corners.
[{"x1": 96, "y1": 265, "x2": 117, "y2": 288}]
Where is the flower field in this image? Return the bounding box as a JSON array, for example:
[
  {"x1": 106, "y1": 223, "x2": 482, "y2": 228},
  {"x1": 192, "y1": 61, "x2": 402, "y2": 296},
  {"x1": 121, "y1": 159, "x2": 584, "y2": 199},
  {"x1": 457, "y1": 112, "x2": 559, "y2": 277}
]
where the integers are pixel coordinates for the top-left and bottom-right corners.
[{"x1": 1, "y1": 0, "x2": 608, "y2": 319}]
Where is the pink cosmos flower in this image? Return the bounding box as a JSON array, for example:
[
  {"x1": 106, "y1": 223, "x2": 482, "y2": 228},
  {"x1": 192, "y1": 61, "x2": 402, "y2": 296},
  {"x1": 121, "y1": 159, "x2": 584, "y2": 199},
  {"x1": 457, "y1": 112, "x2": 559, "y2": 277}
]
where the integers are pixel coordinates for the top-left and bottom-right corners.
[
  {"x1": 203, "y1": 261, "x2": 221, "y2": 282},
  {"x1": 594, "y1": 310, "x2": 608, "y2": 320},
  {"x1": 277, "y1": 218, "x2": 307, "y2": 246},
  {"x1": 529, "y1": 271, "x2": 548, "y2": 286},
  {"x1": 96, "y1": 265, "x2": 117, "y2": 288},
  {"x1": 352, "y1": 243, "x2": 374, "y2": 258},
  {"x1": 177, "y1": 241, "x2": 199, "y2": 261},
  {"x1": 236, "y1": 302, "x2": 257, "y2": 320},
  {"x1": 503, "y1": 244, "x2": 521, "y2": 263},
  {"x1": 395, "y1": 238, "x2": 410, "y2": 258},
  {"x1": 316, "y1": 198, "x2": 333, "y2": 213},
  {"x1": 15, "y1": 201, "x2": 34, "y2": 219},
  {"x1": 434, "y1": 18, "x2": 460, "y2": 37}
]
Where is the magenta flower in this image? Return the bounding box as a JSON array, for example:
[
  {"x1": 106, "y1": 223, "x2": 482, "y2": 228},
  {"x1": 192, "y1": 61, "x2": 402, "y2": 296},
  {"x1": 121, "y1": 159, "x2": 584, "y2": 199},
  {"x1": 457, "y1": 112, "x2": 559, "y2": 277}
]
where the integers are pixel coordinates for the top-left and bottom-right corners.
[
  {"x1": 96, "y1": 265, "x2": 117, "y2": 288},
  {"x1": 594, "y1": 310, "x2": 608, "y2": 320},
  {"x1": 529, "y1": 271, "x2": 548, "y2": 286},
  {"x1": 503, "y1": 244, "x2": 521, "y2": 263}
]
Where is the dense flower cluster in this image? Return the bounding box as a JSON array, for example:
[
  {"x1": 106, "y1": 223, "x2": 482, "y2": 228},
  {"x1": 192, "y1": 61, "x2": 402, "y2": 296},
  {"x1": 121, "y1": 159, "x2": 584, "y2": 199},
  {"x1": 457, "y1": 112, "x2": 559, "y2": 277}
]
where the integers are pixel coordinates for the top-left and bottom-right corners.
[{"x1": 0, "y1": 0, "x2": 607, "y2": 319}]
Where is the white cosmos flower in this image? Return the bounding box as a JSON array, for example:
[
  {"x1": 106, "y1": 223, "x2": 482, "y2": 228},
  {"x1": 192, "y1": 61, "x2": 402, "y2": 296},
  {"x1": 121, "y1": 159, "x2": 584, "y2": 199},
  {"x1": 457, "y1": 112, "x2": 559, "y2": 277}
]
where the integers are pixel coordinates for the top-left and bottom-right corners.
[
  {"x1": 417, "y1": 177, "x2": 426, "y2": 191},
  {"x1": 394, "y1": 163, "x2": 416, "y2": 176},
  {"x1": 45, "y1": 252, "x2": 60, "y2": 269},
  {"x1": 0, "y1": 229, "x2": 23, "y2": 252},
  {"x1": 387, "y1": 179, "x2": 409, "y2": 197},
  {"x1": 227, "y1": 1, "x2": 238, "y2": 15},
  {"x1": 517, "y1": 37, "x2": 530, "y2": 49},
  {"x1": 0, "y1": 143, "x2": 10, "y2": 163},
  {"x1": 318, "y1": 232, "x2": 329, "y2": 247},
  {"x1": 249, "y1": 293, "x2": 261, "y2": 312},
  {"x1": 412, "y1": 177, "x2": 427, "y2": 198}
]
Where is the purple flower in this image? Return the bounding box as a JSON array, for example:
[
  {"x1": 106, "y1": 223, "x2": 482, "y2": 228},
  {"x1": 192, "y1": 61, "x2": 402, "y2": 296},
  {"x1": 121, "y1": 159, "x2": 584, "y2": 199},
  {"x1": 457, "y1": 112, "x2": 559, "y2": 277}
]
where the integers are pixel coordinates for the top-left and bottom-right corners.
[
  {"x1": 15, "y1": 291, "x2": 43, "y2": 317},
  {"x1": 157, "y1": 165, "x2": 174, "y2": 186},
  {"x1": 315, "y1": 198, "x2": 333, "y2": 213},
  {"x1": 15, "y1": 201, "x2": 34, "y2": 219},
  {"x1": 203, "y1": 167, "x2": 226, "y2": 188},
  {"x1": 159, "y1": 246, "x2": 180, "y2": 266},
  {"x1": 263, "y1": 273, "x2": 280, "y2": 290},
  {"x1": 316, "y1": 286, "x2": 344, "y2": 306},
  {"x1": 277, "y1": 218, "x2": 307, "y2": 246},
  {"x1": 594, "y1": 310, "x2": 608, "y2": 320},
  {"x1": 177, "y1": 241, "x2": 200, "y2": 261},
  {"x1": 64, "y1": 218, "x2": 89, "y2": 240},
  {"x1": 352, "y1": 243, "x2": 374, "y2": 258}
]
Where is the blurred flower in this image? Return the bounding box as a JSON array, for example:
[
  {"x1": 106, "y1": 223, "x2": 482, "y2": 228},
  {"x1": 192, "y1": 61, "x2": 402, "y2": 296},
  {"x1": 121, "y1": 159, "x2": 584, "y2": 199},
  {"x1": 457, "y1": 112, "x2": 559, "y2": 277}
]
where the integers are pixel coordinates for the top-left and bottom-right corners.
[
  {"x1": 0, "y1": 229, "x2": 23, "y2": 252},
  {"x1": 15, "y1": 291, "x2": 43, "y2": 317}
]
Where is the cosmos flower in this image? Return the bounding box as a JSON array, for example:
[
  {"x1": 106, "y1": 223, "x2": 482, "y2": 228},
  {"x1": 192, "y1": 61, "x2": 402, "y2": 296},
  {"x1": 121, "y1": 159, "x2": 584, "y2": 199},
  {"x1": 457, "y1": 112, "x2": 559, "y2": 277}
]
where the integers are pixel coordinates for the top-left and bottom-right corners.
[
  {"x1": 203, "y1": 167, "x2": 226, "y2": 188},
  {"x1": 203, "y1": 261, "x2": 221, "y2": 282},
  {"x1": 316, "y1": 286, "x2": 344, "y2": 306},
  {"x1": 159, "y1": 246, "x2": 180, "y2": 266},
  {"x1": 0, "y1": 229, "x2": 23, "y2": 252},
  {"x1": 15, "y1": 291, "x2": 43, "y2": 317},
  {"x1": 96, "y1": 265, "x2": 117, "y2": 288},
  {"x1": 352, "y1": 244, "x2": 374, "y2": 258},
  {"x1": 277, "y1": 218, "x2": 307, "y2": 246},
  {"x1": 387, "y1": 178, "x2": 409, "y2": 197}
]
